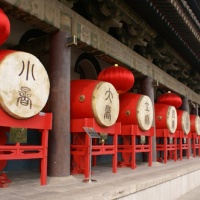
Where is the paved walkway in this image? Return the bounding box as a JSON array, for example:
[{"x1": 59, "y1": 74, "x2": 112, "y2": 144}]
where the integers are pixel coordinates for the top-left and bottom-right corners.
[
  {"x1": 1, "y1": 157, "x2": 200, "y2": 200},
  {"x1": 177, "y1": 186, "x2": 200, "y2": 200}
]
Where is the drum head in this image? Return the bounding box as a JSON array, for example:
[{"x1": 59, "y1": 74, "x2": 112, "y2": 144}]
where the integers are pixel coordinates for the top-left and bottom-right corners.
[
  {"x1": 92, "y1": 82, "x2": 119, "y2": 127},
  {"x1": 0, "y1": 51, "x2": 50, "y2": 118},
  {"x1": 195, "y1": 116, "x2": 200, "y2": 135},
  {"x1": 137, "y1": 95, "x2": 153, "y2": 131},
  {"x1": 166, "y1": 106, "x2": 177, "y2": 134},
  {"x1": 181, "y1": 111, "x2": 190, "y2": 134}
]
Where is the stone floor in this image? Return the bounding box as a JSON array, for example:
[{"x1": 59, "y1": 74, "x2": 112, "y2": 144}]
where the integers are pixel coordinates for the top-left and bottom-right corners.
[
  {"x1": 176, "y1": 186, "x2": 200, "y2": 200},
  {"x1": 1, "y1": 157, "x2": 200, "y2": 200}
]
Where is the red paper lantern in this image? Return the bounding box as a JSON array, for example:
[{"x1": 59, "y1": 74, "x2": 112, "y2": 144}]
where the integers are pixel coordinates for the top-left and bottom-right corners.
[
  {"x1": 97, "y1": 64, "x2": 134, "y2": 94},
  {"x1": 157, "y1": 91, "x2": 182, "y2": 108},
  {"x1": 0, "y1": 9, "x2": 10, "y2": 45}
]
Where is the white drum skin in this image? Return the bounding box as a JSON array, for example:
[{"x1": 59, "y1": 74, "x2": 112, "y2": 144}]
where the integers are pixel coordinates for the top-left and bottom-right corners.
[
  {"x1": 177, "y1": 110, "x2": 190, "y2": 134},
  {"x1": 0, "y1": 50, "x2": 50, "y2": 119}
]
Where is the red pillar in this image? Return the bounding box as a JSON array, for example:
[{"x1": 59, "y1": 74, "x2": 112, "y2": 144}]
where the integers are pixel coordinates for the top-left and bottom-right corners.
[
  {"x1": 48, "y1": 31, "x2": 71, "y2": 176},
  {"x1": 140, "y1": 77, "x2": 157, "y2": 162}
]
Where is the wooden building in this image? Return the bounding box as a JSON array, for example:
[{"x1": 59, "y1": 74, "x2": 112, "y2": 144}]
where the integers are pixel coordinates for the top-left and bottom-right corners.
[{"x1": 0, "y1": 0, "x2": 199, "y2": 179}]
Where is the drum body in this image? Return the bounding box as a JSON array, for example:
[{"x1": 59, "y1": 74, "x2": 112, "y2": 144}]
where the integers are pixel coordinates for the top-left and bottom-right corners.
[
  {"x1": 177, "y1": 110, "x2": 190, "y2": 134},
  {"x1": 70, "y1": 79, "x2": 119, "y2": 127},
  {"x1": 0, "y1": 50, "x2": 50, "y2": 119},
  {"x1": 190, "y1": 114, "x2": 200, "y2": 135},
  {"x1": 155, "y1": 103, "x2": 177, "y2": 133},
  {"x1": 117, "y1": 93, "x2": 153, "y2": 131}
]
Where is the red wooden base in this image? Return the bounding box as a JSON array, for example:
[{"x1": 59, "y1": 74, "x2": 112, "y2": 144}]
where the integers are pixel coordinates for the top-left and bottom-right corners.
[
  {"x1": 191, "y1": 133, "x2": 200, "y2": 158},
  {"x1": 176, "y1": 131, "x2": 190, "y2": 160},
  {"x1": 118, "y1": 125, "x2": 153, "y2": 169},
  {"x1": 0, "y1": 109, "x2": 52, "y2": 185},
  {"x1": 156, "y1": 129, "x2": 177, "y2": 163},
  {"x1": 0, "y1": 172, "x2": 11, "y2": 188},
  {"x1": 70, "y1": 118, "x2": 120, "y2": 179}
]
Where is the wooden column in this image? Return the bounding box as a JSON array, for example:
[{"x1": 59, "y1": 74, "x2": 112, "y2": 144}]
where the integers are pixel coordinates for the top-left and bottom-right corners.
[
  {"x1": 180, "y1": 97, "x2": 190, "y2": 112},
  {"x1": 140, "y1": 76, "x2": 157, "y2": 162},
  {"x1": 48, "y1": 31, "x2": 71, "y2": 176}
]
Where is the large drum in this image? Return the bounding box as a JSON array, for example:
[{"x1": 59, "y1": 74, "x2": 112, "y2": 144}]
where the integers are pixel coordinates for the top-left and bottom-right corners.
[
  {"x1": 117, "y1": 93, "x2": 153, "y2": 131},
  {"x1": 71, "y1": 79, "x2": 119, "y2": 127},
  {"x1": 177, "y1": 110, "x2": 190, "y2": 134},
  {"x1": 155, "y1": 103, "x2": 177, "y2": 133},
  {"x1": 190, "y1": 114, "x2": 200, "y2": 135},
  {"x1": 0, "y1": 50, "x2": 50, "y2": 119}
]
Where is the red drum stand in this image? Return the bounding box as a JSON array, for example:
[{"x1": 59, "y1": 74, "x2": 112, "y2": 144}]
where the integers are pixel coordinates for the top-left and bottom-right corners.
[
  {"x1": 191, "y1": 133, "x2": 200, "y2": 157},
  {"x1": 0, "y1": 172, "x2": 11, "y2": 188},
  {"x1": 176, "y1": 131, "x2": 190, "y2": 160},
  {"x1": 0, "y1": 129, "x2": 10, "y2": 187},
  {"x1": 156, "y1": 129, "x2": 177, "y2": 163},
  {"x1": 0, "y1": 109, "x2": 52, "y2": 186},
  {"x1": 70, "y1": 118, "x2": 120, "y2": 179},
  {"x1": 118, "y1": 125, "x2": 153, "y2": 169}
]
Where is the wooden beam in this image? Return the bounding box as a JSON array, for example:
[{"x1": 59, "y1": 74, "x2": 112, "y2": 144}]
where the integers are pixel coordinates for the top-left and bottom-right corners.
[{"x1": 1, "y1": 0, "x2": 200, "y2": 104}]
